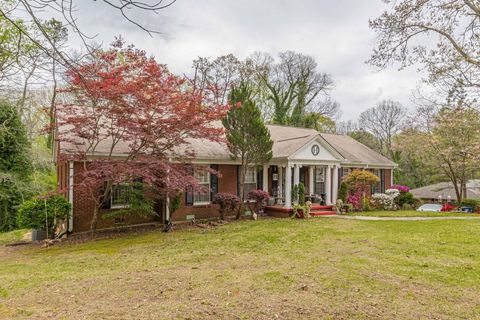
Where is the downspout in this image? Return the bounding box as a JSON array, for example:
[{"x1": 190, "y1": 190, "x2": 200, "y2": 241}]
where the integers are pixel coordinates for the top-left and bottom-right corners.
[{"x1": 68, "y1": 161, "x2": 74, "y2": 233}]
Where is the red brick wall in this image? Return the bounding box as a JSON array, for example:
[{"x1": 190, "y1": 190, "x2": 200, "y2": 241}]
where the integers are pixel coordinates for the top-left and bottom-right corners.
[
  {"x1": 71, "y1": 162, "x2": 156, "y2": 233},
  {"x1": 173, "y1": 164, "x2": 238, "y2": 221},
  {"x1": 70, "y1": 163, "x2": 239, "y2": 231},
  {"x1": 384, "y1": 169, "x2": 392, "y2": 189}
]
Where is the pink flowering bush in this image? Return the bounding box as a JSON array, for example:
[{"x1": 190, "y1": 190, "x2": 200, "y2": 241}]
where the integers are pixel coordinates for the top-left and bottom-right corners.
[
  {"x1": 247, "y1": 189, "x2": 270, "y2": 214},
  {"x1": 213, "y1": 192, "x2": 240, "y2": 220},
  {"x1": 391, "y1": 185, "x2": 410, "y2": 193},
  {"x1": 347, "y1": 192, "x2": 362, "y2": 211}
]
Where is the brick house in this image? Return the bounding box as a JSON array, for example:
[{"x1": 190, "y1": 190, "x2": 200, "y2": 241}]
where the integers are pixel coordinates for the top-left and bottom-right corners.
[{"x1": 56, "y1": 124, "x2": 396, "y2": 233}]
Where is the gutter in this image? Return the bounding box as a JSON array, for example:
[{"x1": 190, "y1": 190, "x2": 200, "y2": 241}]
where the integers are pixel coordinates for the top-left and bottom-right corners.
[{"x1": 68, "y1": 161, "x2": 74, "y2": 233}]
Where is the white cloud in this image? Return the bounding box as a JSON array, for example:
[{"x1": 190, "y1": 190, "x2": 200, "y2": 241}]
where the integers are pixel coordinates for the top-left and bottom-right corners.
[{"x1": 66, "y1": 0, "x2": 424, "y2": 121}]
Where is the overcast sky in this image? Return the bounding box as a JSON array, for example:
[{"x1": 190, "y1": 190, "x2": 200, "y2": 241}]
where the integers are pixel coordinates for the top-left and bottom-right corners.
[{"x1": 67, "y1": 0, "x2": 424, "y2": 121}]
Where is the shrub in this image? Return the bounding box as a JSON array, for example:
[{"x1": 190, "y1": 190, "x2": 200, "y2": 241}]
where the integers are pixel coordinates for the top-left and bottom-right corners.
[
  {"x1": 298, "y1": 183, "x2": 305, "y2": 205},
  {"x1": 17, "y1": 195, "x2": 71, "y2": 237},
  {"x1": 338, "y1": 182, "x2": 348, "y2": 202},
  {"x1": 343, "y1": 170, "x2": 380, "y2": 194},
  {"x1": 291, "y1": 184, "x2": 299, "y2": 204},
  {"x1": 398, "y1": 191, "x2": 414, "y2": 207},
  {"x1": 213, "y1": 193, "x2": 240, "y2": 220},
  {"x1": 371, "y1": 189, "x2": 400, "y2": 211},
  {"x1": 460, "y1": 199, "x2": 480, "y2": 211},
  {"x1": 391, "y1": 184, "x2": 410, "y2": 193},
  {"x1": 347, "y1": 192, "x2": 362, "y2": 211},
  {"x1": 247, "y1": 189, "x2": 269, "y2": 214}
]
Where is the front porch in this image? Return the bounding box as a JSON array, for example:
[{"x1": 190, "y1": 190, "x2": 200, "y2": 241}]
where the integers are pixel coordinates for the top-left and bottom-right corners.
[{"x1": 259, "y1": 161, "x2": 340, "y2": 211}]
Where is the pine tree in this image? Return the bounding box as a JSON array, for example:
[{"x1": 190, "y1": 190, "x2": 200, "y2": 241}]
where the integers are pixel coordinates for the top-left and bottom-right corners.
[{"x1": 223, "y1": 83, "x2": 273, "y2": 219}]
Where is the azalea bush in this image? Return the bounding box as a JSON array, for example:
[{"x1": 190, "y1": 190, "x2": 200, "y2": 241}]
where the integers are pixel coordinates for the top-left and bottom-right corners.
[
  {"x1": 347, "y1": 192, "x2": 362, "y2": 211},
  {"x1": 391, "y1": 185, "x2": 410, "y2": 193},
  {"x1": 390, "y1": 184, "x2": 415, "y2": 208},
  {"x1": 213, "y1": 193, "x2": 240, "y2": 220},
  {"x1": 372, "y1": 188, "x2": 400, "y2": 210},
  {"x1": 247, "y1": 189, "x2": 270, "y2": 214}
]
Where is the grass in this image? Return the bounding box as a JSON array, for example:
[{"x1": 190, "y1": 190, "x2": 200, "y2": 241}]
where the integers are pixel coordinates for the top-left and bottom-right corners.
[
  {"x1": 0, "y1": 229, "x2": 29, "y2": 246},
  {"x1": 1, "y1": 218, "x2": 480, "y2": 319},
  {"x1": 348, "y1": 210, "x2": 479, "y2": 217}
]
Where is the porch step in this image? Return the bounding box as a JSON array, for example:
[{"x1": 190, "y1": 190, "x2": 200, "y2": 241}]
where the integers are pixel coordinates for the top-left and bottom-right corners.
[
  {"x1": 310, "y1": 205, "x2": 334, "y2": 211},
  {"x1": 310, "y1": 210, "x2": 336, "y2": 216}
]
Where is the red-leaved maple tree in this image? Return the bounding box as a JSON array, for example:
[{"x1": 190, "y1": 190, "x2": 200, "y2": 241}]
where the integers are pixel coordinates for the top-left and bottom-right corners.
[{"x1": 56, "y1": 39, "x2": 227, "y2": 233}]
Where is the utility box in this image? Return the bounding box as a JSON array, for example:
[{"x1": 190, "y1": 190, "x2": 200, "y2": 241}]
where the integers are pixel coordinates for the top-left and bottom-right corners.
[{"x1": 31, "y1": 229, "x2": 47, "y2": 241}]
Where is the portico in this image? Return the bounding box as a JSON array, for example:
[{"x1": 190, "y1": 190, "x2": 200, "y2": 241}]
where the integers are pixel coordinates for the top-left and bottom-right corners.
[{"x1": 260, "y1": 133, "x2": 344, "y2": 208}]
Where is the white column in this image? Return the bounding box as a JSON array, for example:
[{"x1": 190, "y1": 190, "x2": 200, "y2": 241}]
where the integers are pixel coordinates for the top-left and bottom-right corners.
[
  {"x1": 293, "y1": 164, "x2": 300, "y2": 187},
  {"x1": 325, "y1": 165, "x2": 332, "y2": 205},
  {"x1": 263, "y1": 165, "x2": 269, "y2": 192},
  {"x1": 278, "y1": 166, "x2": 283, "y2": 199},
  {"x1": 390, "y1": 168, "x2": 394, "y2": 187},
  {"x1": 309, "y1": 166, "x2": 314, "y2": 195},
  {"x1": 68, "y1": 161, "x2": 74, "y2": 233},
  {"x1": 332, "y1": 165, "x2": 339, "y2": 203},
  {"x1": 284, "y1": 165, "x2": 292, "y2": 208}
]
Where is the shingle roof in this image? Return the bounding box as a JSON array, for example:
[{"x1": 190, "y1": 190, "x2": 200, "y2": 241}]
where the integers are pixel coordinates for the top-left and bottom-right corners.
[
  {"x1": 411, "y1": 180, "x2": 480, "y2": 200},
  {"x1": 320, "y1": 133, "x2": 396, "y2": 167},
  {"x1": 58, "y1": 121, "x2": 396, "y2": 167}
]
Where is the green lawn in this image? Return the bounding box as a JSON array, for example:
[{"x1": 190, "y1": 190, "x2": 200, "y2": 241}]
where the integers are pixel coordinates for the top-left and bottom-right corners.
[
  {"x1": 348, "y1": 210, "x2": 479, "y2": 217},
  {"x1": 0, "y1": 229, "x2": 29, "y2": 246},
  {"x1": 1, "y1": 218, "x2": 480, "y2": 319}
]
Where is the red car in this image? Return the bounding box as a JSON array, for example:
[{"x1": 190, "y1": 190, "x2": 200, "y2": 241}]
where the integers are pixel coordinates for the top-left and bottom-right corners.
[{"x1": 441, "y1": 203, "x2": 457, "y2": 212}]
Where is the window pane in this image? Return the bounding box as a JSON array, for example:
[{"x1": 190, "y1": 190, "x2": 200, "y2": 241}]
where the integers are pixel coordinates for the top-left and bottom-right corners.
[
  {"x1": 112, "y1": 184, "x2": 130, "y2": 207},
  {"x1": 244, "y1": 182, "x2": 256, "y2": 200},
  {"x1": 245, "y1": 167, "x2": 256, "y2": 183},
  {"x1": 194, "y1": 169, "x2": 210, "y2": 203}
]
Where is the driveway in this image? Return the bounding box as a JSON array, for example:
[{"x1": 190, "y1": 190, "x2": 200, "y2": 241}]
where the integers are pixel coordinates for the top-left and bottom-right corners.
[{"x1": 323, "y1": 215, "x2": 480, "y2": 221}]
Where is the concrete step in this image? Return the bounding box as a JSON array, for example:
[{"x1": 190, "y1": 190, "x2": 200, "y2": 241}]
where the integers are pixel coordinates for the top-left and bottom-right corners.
[{"x1": 310, "y1": 211, "x2": 336, "y2": 216}]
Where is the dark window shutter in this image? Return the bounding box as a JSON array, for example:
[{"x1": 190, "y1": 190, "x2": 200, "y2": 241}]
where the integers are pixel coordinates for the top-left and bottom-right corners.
[
  {"x1": 381, "y1": 169, "x2": 385, "y2": 193},
  {"x1": 185, "y1": 165, "x2": 194, "y2": 206},
  {"x1": 100, "y1": 182, "x2": 111, "y2": 209},
  {"x1": 257, "y1": 166, "x2": 263, "y2": 190},
  {"x1": 236, "y1": 165, "x2": 240, "y2": 197},
  {"x1": 210, "y1": 164, "x2": 219, "y2": 199}
]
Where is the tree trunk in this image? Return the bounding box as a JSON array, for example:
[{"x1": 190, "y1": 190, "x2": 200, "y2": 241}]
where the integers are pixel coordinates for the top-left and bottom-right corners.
[
  {"x1": 90, "y1": 206, "x2": 99, "y2": 236},
  {"x1": 236, "y1": 164, "x2": 246, "y2": 220}
]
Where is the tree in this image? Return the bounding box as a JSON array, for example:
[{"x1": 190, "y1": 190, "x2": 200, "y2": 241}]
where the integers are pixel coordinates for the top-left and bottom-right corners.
[
  {"x1": 393, "y1": 128, "x2": 435, "y2": 188},
  {"x1": 0, "y1": 1, "x2": 176, "y2": 70},
  {"x1": 0, "y1": 101, "x2": 32, "y2": 178},
  {"x1": 223, "y1": 83, "x2": 273, "y2": 219},
  {"x1": 57, "y1": 40, "x2": 227, "y2": 233},
  {"x1": 255, "y1": 51, "x2": 337, "y2": 126},
  {"x1": 369, "y1": 0, "x2": 480, "y2": 101},
  {"x1": 417, "y1": 106, "x2": 480, "y2": 202},
  {"x1": 0, "y1": 101, "x2": 33, "y2": 231},
  {"x1": 358, "y1": 100, "x2": 406, "y2": 159}
]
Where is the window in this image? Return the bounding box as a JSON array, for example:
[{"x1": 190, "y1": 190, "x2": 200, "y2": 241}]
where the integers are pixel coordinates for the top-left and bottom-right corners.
[
  {"x1": 194, "y1": 170, "x2": 210, "y2": 204},
  {"x1": 243, "y1": 167, "x2": 257, "y2": 200},
  {"x1": 314, "y1": 166, "x2": 325, "y2": 195},
  {"x1": 111, "y1": 183, "x2": 131, "y2": 209}
]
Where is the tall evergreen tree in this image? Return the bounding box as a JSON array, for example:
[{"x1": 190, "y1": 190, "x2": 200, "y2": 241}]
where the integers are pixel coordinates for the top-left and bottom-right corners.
[
  {"x1": 0, "y1": 101, "x2": 32, "y2": 177},
  {"x1": 223, "y1": 83, "x2": 273, "y2": 219},
  {"x1": 0, "y1": 101, "x2": 33, "y2": 231}
]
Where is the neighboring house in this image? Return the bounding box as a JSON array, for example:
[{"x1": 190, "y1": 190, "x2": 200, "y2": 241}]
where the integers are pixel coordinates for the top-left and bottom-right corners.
[
  {"x1": 56, "y1": 124, "x2": 396, "y2": 233},
  {"x1": 411, "y1": 180, "x2": 480, "y2": 202}
]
